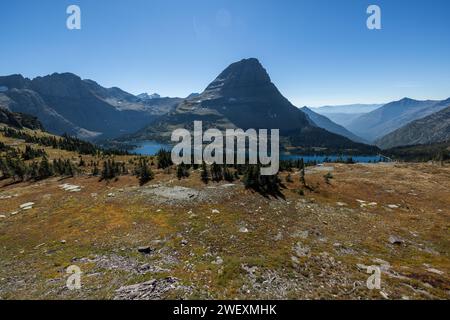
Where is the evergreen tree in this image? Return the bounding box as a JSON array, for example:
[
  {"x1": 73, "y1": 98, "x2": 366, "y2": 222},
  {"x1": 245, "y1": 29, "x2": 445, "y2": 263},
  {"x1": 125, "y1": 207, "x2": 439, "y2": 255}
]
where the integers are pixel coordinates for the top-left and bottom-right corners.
[
  {"x1": 176, "y1": 163, "x2": 190, "y2": 180},
  {"x1": 156, "y1": 149, "x2": 173, "y2": 169},
  {"x1": 64, "y1": 159, "x2": 75, "y2": 177},
  {"x1": 136, "y1": 158, "x2": 154, "y2": 185},
  {"x1": 29, "y1": 161, "x2": 39, "y2": 180},
  {"x1": 92, "y1": 163, "x2": 100, "y2": 176},
  {"x1": 223, "y1": 165, "x2": 234, "y2": 182},
  {"x1": 200, "y1": 161, "x2": 209, "y2": 184},
  {"x1": 0, "y1": 157, "x2": 12, "y2": 179},
  {"x1": 210, "y1": 162, "x2": 223, "y2": 181},
  {"x1": 37, "y1": 156, "x2": 53, "y2": 180},
  {"x1": 243, "y1": 165, "x2": 260, "y2": 190}
]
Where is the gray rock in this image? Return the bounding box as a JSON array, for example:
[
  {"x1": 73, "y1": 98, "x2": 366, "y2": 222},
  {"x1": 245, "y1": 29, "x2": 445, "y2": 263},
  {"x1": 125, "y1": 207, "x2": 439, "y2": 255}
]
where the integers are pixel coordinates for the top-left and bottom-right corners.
[
  {"x1": 114, "y1": 277, "x2": 188, "y2": 300},
  {"x1": 388, "y1": 235, "x2": 404, "y2": 245}
]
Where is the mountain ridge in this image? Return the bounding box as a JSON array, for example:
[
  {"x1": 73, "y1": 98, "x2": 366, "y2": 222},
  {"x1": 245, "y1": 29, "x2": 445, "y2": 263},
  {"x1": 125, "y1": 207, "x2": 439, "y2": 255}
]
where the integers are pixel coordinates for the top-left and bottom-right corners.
[
  {"x1": 376, "y1": 103, "x2": 450, "y2": 149},
  {"x1": 0, "y1": 73, "x2": 182, "y2": 140},
  {"x1": 346, "y1": 97, "x2": 449, "y2": 142}
]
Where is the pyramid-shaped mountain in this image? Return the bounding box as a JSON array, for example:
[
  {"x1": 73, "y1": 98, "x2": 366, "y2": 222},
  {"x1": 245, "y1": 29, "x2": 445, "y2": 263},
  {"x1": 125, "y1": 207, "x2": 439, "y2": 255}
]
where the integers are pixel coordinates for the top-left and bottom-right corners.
[{"x1": 127, "y1": 58, "x2": 378, "y2": 154}]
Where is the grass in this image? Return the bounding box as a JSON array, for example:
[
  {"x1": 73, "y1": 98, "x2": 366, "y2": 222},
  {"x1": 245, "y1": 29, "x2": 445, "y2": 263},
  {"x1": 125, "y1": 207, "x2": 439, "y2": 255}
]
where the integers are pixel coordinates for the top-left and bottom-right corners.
[{"x1": 0, "y1": 131, "x2": 449, "y2": 300}]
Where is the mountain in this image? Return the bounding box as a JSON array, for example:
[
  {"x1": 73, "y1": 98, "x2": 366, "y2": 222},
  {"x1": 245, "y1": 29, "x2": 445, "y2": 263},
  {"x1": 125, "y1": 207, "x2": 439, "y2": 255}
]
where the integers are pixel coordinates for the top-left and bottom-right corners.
[
  {"x1": 0, "y1": 88, "x2": 83, "y2": 137},
  {"x1": 0, "y1": 107, "x2": 43, "y2": 130},
  {"x1": 301, "y1": 107, "x2": 367, "y2": 143},
  {"x1": 314, "y1": 104, "x2": 383, "y2": 114},
  {"x1": 137, "y1": 93, "x2": 161, "y2": 100},
  {"x1": 376, "y1": 103, "x2": 450, "y2": 149},
  {"x1": 312, "y1": 104, "x2": 383, "y2": 127},
  {"x1": 0, "y1": 74, "x2": 182, "y2": 140},
  {"x1": 125, "y1": 58, "x2": 378, "y2": 154},
  {"x1": 346, "y1": 98, "x2": 449, "y2": 142}
]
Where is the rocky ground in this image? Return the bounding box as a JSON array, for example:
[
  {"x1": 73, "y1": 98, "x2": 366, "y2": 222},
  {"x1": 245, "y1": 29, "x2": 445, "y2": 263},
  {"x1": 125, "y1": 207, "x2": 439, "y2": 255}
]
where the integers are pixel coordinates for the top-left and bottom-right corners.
[{"x1": 0, "y1": 162, "x2": 449, "y2": 300}]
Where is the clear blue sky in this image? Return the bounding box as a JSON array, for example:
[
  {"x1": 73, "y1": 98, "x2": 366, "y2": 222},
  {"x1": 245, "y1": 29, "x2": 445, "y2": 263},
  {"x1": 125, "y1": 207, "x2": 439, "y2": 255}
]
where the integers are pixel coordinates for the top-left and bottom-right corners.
[{"x1": 1, "y1": 0, "x2": 449, "y2": 106}]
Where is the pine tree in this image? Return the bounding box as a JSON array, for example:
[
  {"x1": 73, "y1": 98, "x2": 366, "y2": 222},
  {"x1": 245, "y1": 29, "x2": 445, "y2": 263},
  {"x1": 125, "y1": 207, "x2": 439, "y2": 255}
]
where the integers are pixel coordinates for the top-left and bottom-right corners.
[
  {"x1": 29, "y1": 161, "x2": 39, "y2": 180},
  {"x1": 210, "y1": 162, "x2": 223, "y2": 182},
  {"x1": 223, "y1": 165, "x2": 234, "y2": 182},
  {"x1": 0, "y1": 157, "x2": 12, "y2": 179},
  {"x1": 176, "y1": 163, "x2": 190, "y2": 180},
  {"x1": 92, "y1": 163, "x2": 100, "y2": 176},
  {"x1": 64, "y1": 159, "x2": 75, "y2": 177},
  {"x1": 200, "y1": 161, "x2": 209, "y2": 184},
  {"x1": 299, "y1": 158, "x2": 306, "y2": 187},
  {"x1": 243, "y1": 165, "x2": 260, "y2": 190},
  {"x1": 136, "y1": 158, "x2": 154, "y2": 185},
  {"x1": 157, "y1": 149, "x2": 173, "y2": 169},
  {"x1": 36, "y1": 156, "x2": 53, "y2": 180},
  {"x1": 100, "y1": 160, "x2": 111, "y2": 181}
]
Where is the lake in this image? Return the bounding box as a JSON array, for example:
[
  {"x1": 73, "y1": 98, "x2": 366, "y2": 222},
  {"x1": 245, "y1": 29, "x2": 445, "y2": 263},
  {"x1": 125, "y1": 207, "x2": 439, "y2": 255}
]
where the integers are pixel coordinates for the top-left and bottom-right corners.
[
  {"x1": 132, "y1": 141, "x2": 385, "y2": 163},
  {"x1": 131, "y1": 141, "x2": 172, "y2": 155}
]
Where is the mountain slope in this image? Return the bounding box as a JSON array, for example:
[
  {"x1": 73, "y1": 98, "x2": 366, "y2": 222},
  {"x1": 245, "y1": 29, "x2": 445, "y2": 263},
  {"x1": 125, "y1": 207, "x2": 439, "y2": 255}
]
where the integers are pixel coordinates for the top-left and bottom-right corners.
[
  {"x1": 0, "y1": 107, "x2": 43, "y2": 130},
  {"x1": 0, "y1": 88, "x2": 86, "y2": 136},
  {"x1": 301, "y1": 107, "x2": 367, "y2": 143},
  {"x1": 376, "y1": 104, "x2": 450, "y2": 149},
  {"x1": 126, "y1": 58, "x2": 378, "y2": 154},
  {"x1": 346, "y1": 98, "x2": 448, "y2": 142},
  {"x1": 0, "y1": 74, "x2": 182, "y2": 140}
]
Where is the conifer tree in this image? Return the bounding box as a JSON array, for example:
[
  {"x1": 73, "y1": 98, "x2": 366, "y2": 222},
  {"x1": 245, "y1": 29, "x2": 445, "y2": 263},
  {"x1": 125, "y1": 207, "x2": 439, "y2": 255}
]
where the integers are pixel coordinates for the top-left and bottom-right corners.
[
  {"x1": 210, "y1": 162, "x2": 223, "y2": 182},
  {"x1": 136, "y1": 158, "x2": 154, "y2": 185},
  {"x1": 200, "y1": 161, "x2": 209, "y2": 184},
  {"x1": 37, "y1": 156, "x2": 53, "y2": 180}
]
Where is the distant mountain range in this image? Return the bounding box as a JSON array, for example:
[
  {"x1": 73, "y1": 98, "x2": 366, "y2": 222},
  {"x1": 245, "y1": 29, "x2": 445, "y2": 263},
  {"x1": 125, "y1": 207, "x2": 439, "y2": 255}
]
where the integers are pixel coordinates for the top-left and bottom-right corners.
[
  {"x1": 376, "y1": 104, "x2": 450, "y2": 149},
  {"x1": 300, "y1": 107, "x2": 366, "y2": 143},
  {"x1": 3, "y1": 59, "x2": 447, "y2": 155},
  {"x1": 0, "y1": 74, "x2": 182, "y2": 140},
  {"x1": 346, "y1": 98, "x2": 450, "y2": 142},
  {"x1": 313, "y1": 104, "x2": 383, "y2": 127},
  {"x1": 313, "y1": 104, "x2": 383, "y2": 114},
  {"x1": 125, "y1": 58, "x2": 378, "y2": 154}
]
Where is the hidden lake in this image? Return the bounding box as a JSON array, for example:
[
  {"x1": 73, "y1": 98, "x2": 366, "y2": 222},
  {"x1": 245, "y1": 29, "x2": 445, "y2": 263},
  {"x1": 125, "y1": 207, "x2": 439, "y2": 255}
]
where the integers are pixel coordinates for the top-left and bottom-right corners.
[{"x1": 131, "y1": 141, "x2": 386, "y2": 164}]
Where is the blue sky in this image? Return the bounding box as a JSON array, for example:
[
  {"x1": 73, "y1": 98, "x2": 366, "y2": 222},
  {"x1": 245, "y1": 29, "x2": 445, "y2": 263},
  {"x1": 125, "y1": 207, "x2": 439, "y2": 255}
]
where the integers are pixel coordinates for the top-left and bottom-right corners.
[{"x1": 1, "y1": 0, "x2": 449, "y2": 106}]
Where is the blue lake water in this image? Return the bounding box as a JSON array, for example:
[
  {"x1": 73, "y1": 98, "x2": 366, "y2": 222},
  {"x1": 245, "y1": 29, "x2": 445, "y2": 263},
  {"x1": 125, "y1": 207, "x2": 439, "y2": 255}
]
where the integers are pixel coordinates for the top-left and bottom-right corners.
[
  {"x1": 132, "y1": 141, "x2": 384, "y2": 163},
  {"x1": 132, "y1": 141, "x2": 172, "y2": 155}
]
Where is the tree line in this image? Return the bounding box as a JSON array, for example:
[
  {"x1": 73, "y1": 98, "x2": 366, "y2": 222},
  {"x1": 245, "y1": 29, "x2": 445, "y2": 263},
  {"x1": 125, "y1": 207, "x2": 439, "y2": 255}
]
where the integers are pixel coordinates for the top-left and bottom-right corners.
[{"x1": 0, "y1": 127, "x2": 128, "y2": 156}]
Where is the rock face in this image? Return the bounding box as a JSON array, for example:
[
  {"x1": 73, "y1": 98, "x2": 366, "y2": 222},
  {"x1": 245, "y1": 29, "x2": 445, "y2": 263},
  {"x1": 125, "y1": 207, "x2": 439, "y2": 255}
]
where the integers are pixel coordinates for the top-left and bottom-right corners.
[
  {"x1": 127, "y1": 58, "x2": 378, "y2": 154},
  {"x1": 0, "y1": 74, "x2": 182, "y2": 140},
  {"x1": 0, "y1": 106, "x2": 43, "y2": 130},
  {"x1": 375, "y1": 104, "x2": 450, "y2": 149},
  {"x1": 347, "y1": 97, "x2": 450, "y2": 142}
]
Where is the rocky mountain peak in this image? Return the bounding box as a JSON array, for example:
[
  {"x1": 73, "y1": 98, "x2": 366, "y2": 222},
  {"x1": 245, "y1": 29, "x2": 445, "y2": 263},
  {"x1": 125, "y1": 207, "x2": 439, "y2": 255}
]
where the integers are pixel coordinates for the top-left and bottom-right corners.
[
  {"x1": 0, "y1": 74, "x2": 31, "y2": 90},
  {"x1": 205, "y1": 58, "x2": 272, "y2": 94}
]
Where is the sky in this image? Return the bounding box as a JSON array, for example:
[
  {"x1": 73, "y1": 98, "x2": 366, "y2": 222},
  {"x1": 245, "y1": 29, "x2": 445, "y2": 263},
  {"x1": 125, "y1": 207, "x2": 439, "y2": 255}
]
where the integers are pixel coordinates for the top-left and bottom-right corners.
[{"x1": 1, "y1": 0, "x2": 449, "y2": 107}]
